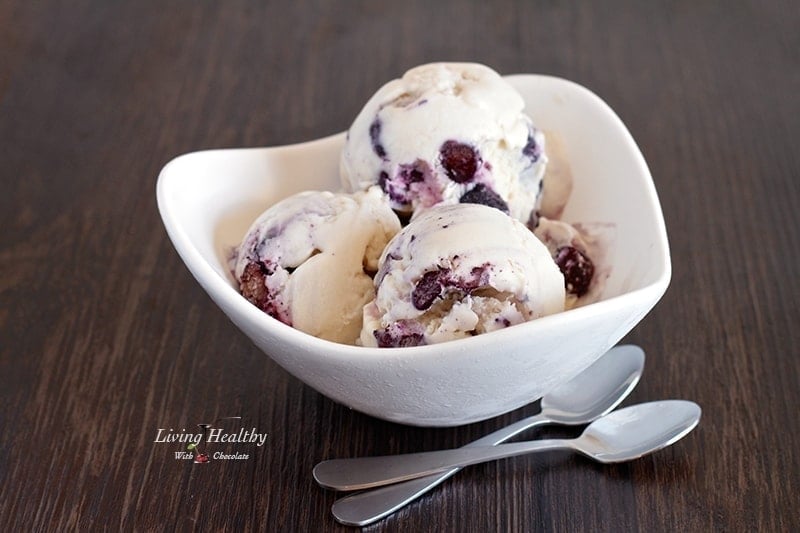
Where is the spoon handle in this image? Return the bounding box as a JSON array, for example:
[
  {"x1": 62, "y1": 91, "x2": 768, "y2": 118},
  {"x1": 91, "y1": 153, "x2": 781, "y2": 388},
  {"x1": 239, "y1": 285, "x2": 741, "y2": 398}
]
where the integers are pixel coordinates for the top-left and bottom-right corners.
[
  {"x1": 314, "y1": 438, "x2": 570, "y2": 491},
  {"x1": 331, "y1": 414, "x2": 550, "y2": 526}
]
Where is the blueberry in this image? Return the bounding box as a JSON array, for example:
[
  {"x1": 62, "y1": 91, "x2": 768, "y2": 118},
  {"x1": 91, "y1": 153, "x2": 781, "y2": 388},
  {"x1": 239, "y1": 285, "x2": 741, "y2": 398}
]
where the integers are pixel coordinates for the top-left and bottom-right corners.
[
  {"x1": 239, "y1": 261, "x2": 290, "y2": 325},
  {"x1": 467, "y1": 264, "x2": 489, "y2": 287},
  {"x1": 450, "y1": 263, "x2": 490, "y2": 292},
  {"x1": 554, "y1": 246, "x2": 594, "y2": 297},
  {"x1": 374, "y1": 328, "x2": 425, "y2": 348},
  {"x1": 440, "y1": 140, "x2": 478, "y2": 183},
  {"x1": 378, "y1": 171, "x2": 408, "y2": 206},
  {"x1": 412, "y1": 269, "x2": 449, "y2": 310},
  {"x1": 399, "y1": 164, "x2": 425, "y2": 184},
  {"x1": 240, "y1": 262, "x2": 271, "y2": 309},
  {"x1": 459, "y1": 184, "x2": 509, "y2": 213},
  {"x1": 370, "y1": 119, "x2": 386, "y2": 158},
  {"x1": 523, "y1": 130, "x2": 542, "y2": 162},
  {"x1": 378, "y1": 161, "x2": 433, "y2": 212}
]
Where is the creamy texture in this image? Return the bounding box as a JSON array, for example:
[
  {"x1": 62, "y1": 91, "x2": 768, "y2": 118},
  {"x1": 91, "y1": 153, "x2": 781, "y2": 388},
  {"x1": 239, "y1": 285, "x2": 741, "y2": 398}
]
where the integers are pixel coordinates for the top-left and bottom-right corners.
[
  {"x1": 235, "y1": 188, "x2": 401, "y2": 344},
  {"x1": 538, "y1": 131, "x2": 573, "y2": 221},
  {"x1": 361, "y1": 204, "x2": 565, "y2": 347},
  {"x1": 340, "y1": 62, "x2": 547, "y2": 226},
  {"x1": 234, "y1": 62, "x2": 607, "y2": 346}
]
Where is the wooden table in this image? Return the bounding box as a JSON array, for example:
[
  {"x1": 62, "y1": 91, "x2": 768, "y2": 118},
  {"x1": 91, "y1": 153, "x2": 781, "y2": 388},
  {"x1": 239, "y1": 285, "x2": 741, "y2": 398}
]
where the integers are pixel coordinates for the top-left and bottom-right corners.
[{"x1": 2, "y1": 1, "x2": 798, "y2": 530}]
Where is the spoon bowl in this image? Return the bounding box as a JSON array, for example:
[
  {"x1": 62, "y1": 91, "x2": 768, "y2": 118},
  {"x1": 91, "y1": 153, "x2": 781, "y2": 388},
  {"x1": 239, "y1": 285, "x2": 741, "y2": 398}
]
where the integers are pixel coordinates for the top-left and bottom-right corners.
[
  {"x1": 575, "y1": 400, "x2": 700, "y2": 463},
  {"x1": 540, "y1": 344, "x2": 644, "y2": 424}
]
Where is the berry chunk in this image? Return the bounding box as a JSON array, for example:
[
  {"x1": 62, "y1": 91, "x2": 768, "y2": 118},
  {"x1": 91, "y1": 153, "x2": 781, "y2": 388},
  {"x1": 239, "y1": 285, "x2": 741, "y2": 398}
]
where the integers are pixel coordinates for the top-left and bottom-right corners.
[
  {"x1": 370, "y1": 119, "x2": 386, "y2": 158},
  {"x1": 459, "y1": 184, "x2": 509, "y2": 213},
  {"x1": 412, "y1": 269, "x2": 449, "y2": 310},
  {"x1": 378, "y1": 161, "x2": 434, "y2": 209},
  {"x1": 554, "y1": 246, "x2": 594, "y2": 297},
  {"x1": 440, "y1": 141, "x2": 478, "y2": 183},
  {"x1": 399, "y1": 164, "x2": 426, "y2": 184},
  {"x1": 239, "y1": 262, "x2": 272, "y2": 311},
  {"x1": 459, "y1": 263, "x2": 491, "y2": 291},
  {"x1": 239, "y1": 261, "x2": 291, "y2": 325},
  {"x1": 522, "y1": 131, "x2": 542, "y2": 162},
  {"x1": 374, "y1": 328, "x2": 425, "y2": 348}
]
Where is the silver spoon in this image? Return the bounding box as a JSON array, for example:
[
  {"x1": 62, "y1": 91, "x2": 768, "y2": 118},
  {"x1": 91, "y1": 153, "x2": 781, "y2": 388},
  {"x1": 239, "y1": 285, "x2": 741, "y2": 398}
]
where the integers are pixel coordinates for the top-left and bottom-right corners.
[
  {"x1": 328, "y1": 345, "x2": 645, "y2": 526},
  {"x1": 315, "y1": 400, "x2": 700, "y2": 492}
]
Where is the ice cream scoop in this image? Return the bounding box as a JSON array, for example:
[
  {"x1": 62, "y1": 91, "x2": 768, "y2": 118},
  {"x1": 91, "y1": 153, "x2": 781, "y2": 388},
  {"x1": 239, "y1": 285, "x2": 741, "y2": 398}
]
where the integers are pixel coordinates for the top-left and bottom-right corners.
[
  {"x1": 340, "y1": 62, "x2": 548, "y2": 226},
  {"x1": 361, "y1": 203, "x2": 565, "y2": 347},
  {"x1": 235, "y1": 188, "x2": 401, "y2": 344}
]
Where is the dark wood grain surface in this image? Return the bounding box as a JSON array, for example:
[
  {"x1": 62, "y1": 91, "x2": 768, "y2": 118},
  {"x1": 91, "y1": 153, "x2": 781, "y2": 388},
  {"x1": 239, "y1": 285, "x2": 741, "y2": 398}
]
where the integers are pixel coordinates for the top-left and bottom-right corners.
[{"x1": 1, "y1": 1, "x2": 798, "y2": 531}]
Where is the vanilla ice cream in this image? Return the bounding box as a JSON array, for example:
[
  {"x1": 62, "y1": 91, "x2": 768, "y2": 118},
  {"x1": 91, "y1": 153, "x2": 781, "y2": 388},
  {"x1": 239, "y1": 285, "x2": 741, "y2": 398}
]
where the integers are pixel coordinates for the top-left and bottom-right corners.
[
  {"x1": 235, "y1": 188, "x2": 401, "y2": 344},
  {"x1": 537, "y1": 131, "x2": 573, "y2": 222},
  {"x1": 340, "y1": 62, "x2": 548, "y2": 226},
  {"x1": 361, "y1": 203, "x2": 565, "y2": 347}
]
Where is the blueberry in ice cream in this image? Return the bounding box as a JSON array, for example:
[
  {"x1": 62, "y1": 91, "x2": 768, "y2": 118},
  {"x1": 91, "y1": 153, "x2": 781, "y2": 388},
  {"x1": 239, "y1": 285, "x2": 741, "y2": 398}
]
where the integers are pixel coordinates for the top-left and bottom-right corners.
[
  {"x1": 235, "y1": 188, "x2": 401, "y2": 344},
  {"x1": 361, "y1": 203, "x2": 566, "y2": 347},
  {"x1": 554, "y1": 245, "x2": 594, "y2": 297},
  {"x1": 340, "y1": 62, "x2": 549, "y2": 226},
  {"x1": 533, "y1": 216, "x2": 611, "y2": 309}
]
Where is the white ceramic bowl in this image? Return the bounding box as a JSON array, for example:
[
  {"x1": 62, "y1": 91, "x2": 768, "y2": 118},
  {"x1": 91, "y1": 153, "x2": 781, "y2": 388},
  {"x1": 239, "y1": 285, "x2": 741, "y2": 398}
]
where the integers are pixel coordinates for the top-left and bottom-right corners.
[{"x1": 156, "y1": 74, "x2": 670, "y2": 427}]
